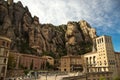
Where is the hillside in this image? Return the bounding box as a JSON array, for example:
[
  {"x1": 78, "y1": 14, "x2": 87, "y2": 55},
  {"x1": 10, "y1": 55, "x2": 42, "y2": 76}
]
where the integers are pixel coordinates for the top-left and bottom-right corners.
[{"x1": 0, "y1": 0, "x2": 97, "y2": 58}]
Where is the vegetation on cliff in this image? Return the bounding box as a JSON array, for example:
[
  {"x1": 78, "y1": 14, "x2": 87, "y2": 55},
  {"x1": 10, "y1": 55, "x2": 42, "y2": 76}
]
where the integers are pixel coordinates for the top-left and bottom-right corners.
[{"x1": 0, "y1": 0, "x2": 97, "y2": 58}]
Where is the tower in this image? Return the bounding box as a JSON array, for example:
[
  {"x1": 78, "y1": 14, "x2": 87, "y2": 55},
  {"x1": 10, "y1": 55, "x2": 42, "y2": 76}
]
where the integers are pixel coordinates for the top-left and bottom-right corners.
[{"x1": 96, "y1": 35, "x2": 117, "y2": 77}]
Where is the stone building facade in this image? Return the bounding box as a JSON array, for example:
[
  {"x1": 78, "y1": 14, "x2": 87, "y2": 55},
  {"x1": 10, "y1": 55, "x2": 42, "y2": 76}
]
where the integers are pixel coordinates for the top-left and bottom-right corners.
[
  {"x1": 84, "y1": 35, "x2": 117, "y2": 78},
  {"x1": 60, "y1": 35, "x2": 119, "y2": 79},
  {"x1": 9, "y1": 52, "x2": 47, "y2": 70},
  {"x1": 60, "y1": 55, "x2": 84, "y2": 72},
  {"x1": 115, "y1": 52, "x2": 120, "y2": 75},
  {"x1": 0, "y1": 36, "x2": 11, "y2": 80}
]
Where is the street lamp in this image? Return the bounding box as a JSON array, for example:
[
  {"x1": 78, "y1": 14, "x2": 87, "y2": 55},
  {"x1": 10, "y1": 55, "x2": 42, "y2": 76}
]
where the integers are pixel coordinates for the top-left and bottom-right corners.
[
  {"x1": 34, "y1": 71, "x2": 38, "y2": 80},
  {"x1": 46, "y1": 72, "x2": 48, "y2": 80},
  {"x1": 85, "y1": 58, "x2": 88, "y2": 80},
  {"x1": 55, "y1": 74, "x2": 57, "y2": 80}
]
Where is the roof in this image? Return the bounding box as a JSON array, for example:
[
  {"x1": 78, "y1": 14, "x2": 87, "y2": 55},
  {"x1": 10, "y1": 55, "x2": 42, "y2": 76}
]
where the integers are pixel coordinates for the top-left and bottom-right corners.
[
  {"x1": 42, "y1": 55, "x2": 54, "y2": 59},
  {"x1": 84, "y1": 52, "x2": 97, "y2": 56},
  {"x1": 61, "y1": 55, "x2": 83, "y2": 58}
]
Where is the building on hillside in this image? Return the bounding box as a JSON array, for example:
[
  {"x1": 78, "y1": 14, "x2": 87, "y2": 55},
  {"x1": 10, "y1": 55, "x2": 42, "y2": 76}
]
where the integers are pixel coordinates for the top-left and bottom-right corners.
[
  {"x1": 8, "y1": 52, "x2": 47, "y2": 70},
  {"x1": 84, "y1": 52, "x2": 99, "y2": 72},
  {"x1": 84, "y1": 35, "x2": 117, "y2": 78},
  {"x1": 115, "y1": 52, "x2": 120, "y2": 75},
  {"x1": 96, "y1": 35, "x2": 117, "y2": 76},
  {"x1": 0, "y1": 36, "x2": 11, "y2": 80},
  {"x1": 42, "y1": 56, "x2": 54, "y2": 66},
  {"x1": 60, "y1": 55, "x2": 84, "y2": 72}
]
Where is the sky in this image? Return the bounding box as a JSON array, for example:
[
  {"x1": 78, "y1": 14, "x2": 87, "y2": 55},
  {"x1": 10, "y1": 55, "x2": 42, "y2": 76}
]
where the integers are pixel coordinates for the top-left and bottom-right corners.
[{"x1": 14, "y1": 0, "x2": 120, "y2": 52}]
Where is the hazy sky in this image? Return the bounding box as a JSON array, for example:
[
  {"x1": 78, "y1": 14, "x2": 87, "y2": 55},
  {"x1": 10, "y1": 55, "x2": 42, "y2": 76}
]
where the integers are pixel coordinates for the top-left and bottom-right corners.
[{"x1": 14, "y1": 0, "x2": 120, "y2": 52}]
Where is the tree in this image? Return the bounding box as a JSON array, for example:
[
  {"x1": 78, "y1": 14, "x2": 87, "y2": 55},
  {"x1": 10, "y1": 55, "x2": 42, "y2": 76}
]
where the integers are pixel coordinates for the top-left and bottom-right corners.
[
  {"x1": 30, "y1": 60, "x2": 33, "y2": 70},
  {"x1": 7, "y1": 54, "x2": 16, "y2": 70},
  {"x1": 46, "y1": 61, "x2": 54, "y2": 70},
  {"x1": 99, "y1": 76, "x2": 106, "y2": 80},
  {"x1": 114, "y1": 77, "x2": 120, "y2": 80},
  {"x1": 24, "y1": 69, "x2": 30, "y2": 75}
]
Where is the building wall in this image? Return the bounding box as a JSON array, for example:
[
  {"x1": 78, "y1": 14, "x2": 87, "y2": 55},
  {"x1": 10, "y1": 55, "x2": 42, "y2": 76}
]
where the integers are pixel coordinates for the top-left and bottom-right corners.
[
  {"x1": 0, "y1": 36, "x2": 11, "y2": 80},
  {"x1": 115, "y1": 52, "x2": 120, "y2": 75},
  {"x1": 84, "y1": 35, "x2": 117, "y2": 77},
  {"x1": 9, "y1": 52, "x2": 47, "y2": 70},
  {"x1": 61, "y1": 56, "x2": 70, "y2": 72},
  {"x1": 84, "y1": 52, "x2": 98, "y2": 72},
  {"x1": 96, "y1": 36, "x2": 117, "y2": 76},
  {"x1": 61, "y1": 55, "x2": 84, "y2": 72}
]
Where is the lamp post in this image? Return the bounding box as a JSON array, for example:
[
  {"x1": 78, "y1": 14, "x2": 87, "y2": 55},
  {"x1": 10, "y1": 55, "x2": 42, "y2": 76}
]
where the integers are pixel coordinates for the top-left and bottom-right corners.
[
  {"x1": 46, "y1": 72, "x2": 48, "y2": 80},
  {"x1": 85, "y1": 58, "x2": 88, "y2": 80},
  {"x1": 55, "y1": 74, "x2": 57, "y2": 80},
  {"x1": 34, "y1": 71, "x2": 38, "y2": 80},
  {"x1": 85, "y1": 63, "x2": 89, "y2": 80}
]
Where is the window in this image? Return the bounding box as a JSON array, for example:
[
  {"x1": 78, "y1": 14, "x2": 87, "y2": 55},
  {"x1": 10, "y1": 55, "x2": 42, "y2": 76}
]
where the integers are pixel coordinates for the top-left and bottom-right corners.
[
  {"x1": 86, "y1": 57, "x2": 88, "y2": 63},
  {"x1": 100, "y1": 61, "x2": 102, "y2": 65},
  {"x1": 4, "y1": 59, "x2": 6, "y2": 63},
  {"x1": 2, "y1": 41, "x2": 5, "y2": 46},
  {"x1": 93, "y1": 56, "x2": 95, "y2": 64},
  {"x1": 64, "y1": 65, "x2": 66, "y2": 67},
  {"x1": 64, "y1": 69, "x2": 66, "y2": 71},
  {"x1": 90, "y1": 57, "x2": 92, "y2": 65},
  {"x1": 97, "y1": 39, "x2": 99, "y2": 44},
  {"x1": 1, "y1": 66, "x2": 5, "y2": 73},
  {"x1": 104, "y1": 60, "x2": 107, "y2": 65},
  {"x1": 7, "y1": 42, "x2": 9, "y2": 47},
  {"x1": 101, "y1": 38, "x2": 103, "y2": 42}
]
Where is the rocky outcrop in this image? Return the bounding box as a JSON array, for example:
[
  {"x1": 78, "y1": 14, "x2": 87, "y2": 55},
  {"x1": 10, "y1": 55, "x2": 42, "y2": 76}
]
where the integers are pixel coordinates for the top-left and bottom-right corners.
[{"x1": 0, "y1": 0, "x2": 97, "y2": 58}]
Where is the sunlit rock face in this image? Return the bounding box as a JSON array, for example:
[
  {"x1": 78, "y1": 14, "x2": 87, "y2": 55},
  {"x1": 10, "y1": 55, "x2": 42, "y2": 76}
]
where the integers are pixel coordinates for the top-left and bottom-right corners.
[
  {"x1": 65, "y1": 22, "x2": 83, "y2": 55},
  {"x1": 79, "y1": 20, "x2": 97, "y2": 40},
  {"x1": 79, "y1": 20, "x2": 97, "y2": 52},
  {"x1": 0, "y1": 0, "x2": 97, "y2": 57},
  {"x1": 65, "y1": 22, "x2": 83, "y2": 45}
]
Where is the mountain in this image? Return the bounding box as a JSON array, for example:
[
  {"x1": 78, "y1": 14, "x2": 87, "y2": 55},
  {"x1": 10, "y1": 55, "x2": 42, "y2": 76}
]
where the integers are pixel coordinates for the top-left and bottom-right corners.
[{"x1": 0, "y1": 0, "x2": 97, "y2": 58}]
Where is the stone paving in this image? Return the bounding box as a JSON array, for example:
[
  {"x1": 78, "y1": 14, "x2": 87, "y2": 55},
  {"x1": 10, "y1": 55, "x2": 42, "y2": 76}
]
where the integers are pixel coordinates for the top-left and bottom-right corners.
[{"x1": 38, "y1": 72, "x2": 80, "y2": 80}]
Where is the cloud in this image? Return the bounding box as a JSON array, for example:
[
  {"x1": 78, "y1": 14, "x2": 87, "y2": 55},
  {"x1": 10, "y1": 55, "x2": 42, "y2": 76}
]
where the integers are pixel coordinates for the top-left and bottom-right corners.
[{"x1": 14, "y1": 0, "x2": 120, "y2": 34}]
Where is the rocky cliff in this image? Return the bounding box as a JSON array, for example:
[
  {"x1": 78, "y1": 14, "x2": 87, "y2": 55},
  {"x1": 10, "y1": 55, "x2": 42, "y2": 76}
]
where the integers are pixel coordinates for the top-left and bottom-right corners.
[{"x1": 0, "y1": 0, "x2": 97, "y2": 58}]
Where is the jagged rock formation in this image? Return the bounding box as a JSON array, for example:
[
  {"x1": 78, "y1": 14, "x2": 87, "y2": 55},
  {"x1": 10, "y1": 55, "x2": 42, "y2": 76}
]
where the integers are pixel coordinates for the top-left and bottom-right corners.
[{"x1": 0, "y1": 0, "x2": 97, "y2": 58}]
